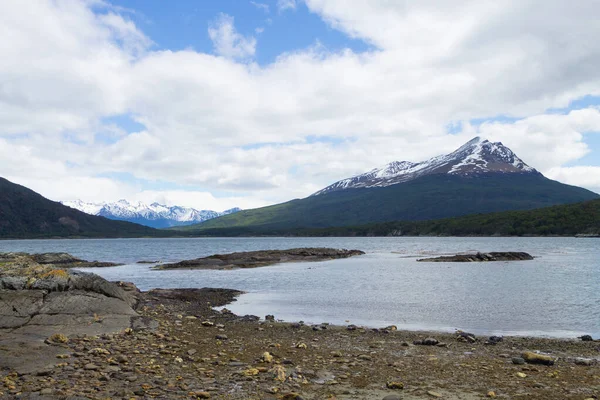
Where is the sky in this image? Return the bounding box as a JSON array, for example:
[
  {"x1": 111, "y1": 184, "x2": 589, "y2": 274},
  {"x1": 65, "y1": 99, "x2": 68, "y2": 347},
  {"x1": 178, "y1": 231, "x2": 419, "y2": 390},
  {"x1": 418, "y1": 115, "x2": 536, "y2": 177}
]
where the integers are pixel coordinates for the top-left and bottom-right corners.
[{"x1": 1, "y1": 0, "x2": 600, "y2": 212}]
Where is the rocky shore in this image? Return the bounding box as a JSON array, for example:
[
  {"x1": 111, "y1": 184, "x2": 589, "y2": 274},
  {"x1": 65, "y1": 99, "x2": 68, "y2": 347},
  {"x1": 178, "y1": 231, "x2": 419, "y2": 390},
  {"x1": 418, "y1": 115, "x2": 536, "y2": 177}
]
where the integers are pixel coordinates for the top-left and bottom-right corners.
[
  {"x1": 1, "y1": 253, "x2": 599, "y2": 399},
  {"x1": 417, "y1": 252, "x2": 534, "y2": 262},
  {"x1": 154, "y1": 248, "x2": 365, "y2": 270}
]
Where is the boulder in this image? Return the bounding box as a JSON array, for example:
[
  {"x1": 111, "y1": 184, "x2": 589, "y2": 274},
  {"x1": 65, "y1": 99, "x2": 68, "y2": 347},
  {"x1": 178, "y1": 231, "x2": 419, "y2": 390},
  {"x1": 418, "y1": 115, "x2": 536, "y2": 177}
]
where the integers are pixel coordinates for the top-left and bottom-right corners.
[{"x1": 522, "y1": 351, "x2": 556, "y2": 365}]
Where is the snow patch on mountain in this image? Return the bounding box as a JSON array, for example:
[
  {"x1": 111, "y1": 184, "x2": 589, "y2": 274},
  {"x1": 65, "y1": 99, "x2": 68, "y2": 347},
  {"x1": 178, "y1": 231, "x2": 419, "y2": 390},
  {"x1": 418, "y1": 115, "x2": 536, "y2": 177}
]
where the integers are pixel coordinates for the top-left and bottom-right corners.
[
  {"x1": 62, "y1": 199, "x2": 241, "y2": 228},
  {"x1": 313, "y1": 137, "x2": 537, "y2": 196}
]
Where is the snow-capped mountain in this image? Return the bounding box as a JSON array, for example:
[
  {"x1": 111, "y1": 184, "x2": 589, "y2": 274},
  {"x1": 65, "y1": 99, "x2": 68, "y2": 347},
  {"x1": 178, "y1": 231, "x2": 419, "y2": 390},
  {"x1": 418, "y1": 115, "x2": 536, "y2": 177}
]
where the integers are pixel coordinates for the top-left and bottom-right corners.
[
  {"x1": 62, "y1": 199, "x2": 241, "y2": 229},
  {"x1": 313, "y1": 137, "x2": 537, "y2": 196}
]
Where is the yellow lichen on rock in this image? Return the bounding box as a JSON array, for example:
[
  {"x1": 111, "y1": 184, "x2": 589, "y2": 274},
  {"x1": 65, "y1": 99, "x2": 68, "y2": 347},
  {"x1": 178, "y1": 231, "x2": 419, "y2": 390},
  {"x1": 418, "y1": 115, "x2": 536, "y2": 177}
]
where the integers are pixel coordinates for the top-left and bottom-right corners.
[{"x1": 39, "y1": 269, "x2": 69, "y2": 279}]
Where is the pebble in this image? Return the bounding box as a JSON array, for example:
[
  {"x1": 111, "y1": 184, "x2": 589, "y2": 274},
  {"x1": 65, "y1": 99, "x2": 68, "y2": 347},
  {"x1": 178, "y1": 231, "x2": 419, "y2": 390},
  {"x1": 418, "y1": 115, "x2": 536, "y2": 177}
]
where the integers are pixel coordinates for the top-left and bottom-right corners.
[
  {"x1": 386, "y1": 381, "x2": 404, "y2": 389},
  {"x1": 382, "y1": 395, "x2": 401, "y2": 400},
  {"x1": 516, "y1": 372, "x2": 527, "y2": 378},
  {"x1": 512, "y1": 357, "x2": 526, "y2": 365},
  {"x1": 423, "y1": 338, "x2": 439, "y2": 346},
  {"x1": 427, "y1": 391, "x2": 443, "y2": 398},
  {"x1": 83, "y1": 363, "x2": 99, "y2": 370},
  {"x1": 574, "y1": 357, "x2": 594, "y2": 366},
  {"x1": 215, "y1": 334, "x2": 228, "y2": 340}
]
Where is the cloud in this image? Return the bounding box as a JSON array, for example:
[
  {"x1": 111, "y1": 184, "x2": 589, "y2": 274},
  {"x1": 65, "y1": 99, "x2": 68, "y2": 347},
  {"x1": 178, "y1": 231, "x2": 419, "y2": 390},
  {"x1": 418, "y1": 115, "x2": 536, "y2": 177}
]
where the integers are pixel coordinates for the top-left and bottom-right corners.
[
  {"x1": 250, "y1": 1, "x2": 270, "y2": 14},
  {"x1": 277, "y1": 0, "x2": 297, "y2": 13},
  {"x1": 546, "y1": 166, "x2": 600, "y2": 194},
  {"x1": 208, "y1": 13, "x2": 256, "y2": 60},
  {"x1": 1, "y1": 0, "x2": 600, "y2": 210}
]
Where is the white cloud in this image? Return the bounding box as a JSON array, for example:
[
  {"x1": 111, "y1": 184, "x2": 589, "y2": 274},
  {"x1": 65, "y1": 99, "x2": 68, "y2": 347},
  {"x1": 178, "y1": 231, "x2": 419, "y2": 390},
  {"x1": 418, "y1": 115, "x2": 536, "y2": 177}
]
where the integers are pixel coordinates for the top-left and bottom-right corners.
[
  {"x1": 1, "y1": 0, "x2": 600, "y2": 211},
  {"x1": 277, "y1": 0, "x2": 297, "y2": 13},
  {"x1": 250, "y1": 1, "x2": 270, "y2": 14},
  {"x1": 208, "y1": 13, "x2": 256, "y2": 60},
  {"x1": 546, "y1": 166, "x2": 600, "y2": 195}
]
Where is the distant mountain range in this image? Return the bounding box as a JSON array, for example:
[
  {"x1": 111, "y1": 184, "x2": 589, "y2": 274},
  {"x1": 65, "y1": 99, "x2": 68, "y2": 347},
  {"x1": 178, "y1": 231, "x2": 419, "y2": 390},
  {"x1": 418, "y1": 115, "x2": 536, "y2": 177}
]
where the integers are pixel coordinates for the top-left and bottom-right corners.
[
  {"x1": 62, "y1": 200, "x2": 240, "y2": 229},
  {"x1": 177, "y1": 137, "x2": 599, "y2": 233},
  {"x1": 0, "y1": 177, "x2": 158, "y2": 238}
]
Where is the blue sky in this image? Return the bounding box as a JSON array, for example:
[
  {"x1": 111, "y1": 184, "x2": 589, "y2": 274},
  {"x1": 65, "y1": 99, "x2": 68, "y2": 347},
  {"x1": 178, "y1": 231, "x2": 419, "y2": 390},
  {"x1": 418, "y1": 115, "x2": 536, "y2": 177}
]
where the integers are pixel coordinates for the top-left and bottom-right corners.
[
  {"x1": 1, "y1": 1, "x2": 600, "y2": 209},
  {"x1": 112, "y1": 0, "x2": 371, "y2": 64}
]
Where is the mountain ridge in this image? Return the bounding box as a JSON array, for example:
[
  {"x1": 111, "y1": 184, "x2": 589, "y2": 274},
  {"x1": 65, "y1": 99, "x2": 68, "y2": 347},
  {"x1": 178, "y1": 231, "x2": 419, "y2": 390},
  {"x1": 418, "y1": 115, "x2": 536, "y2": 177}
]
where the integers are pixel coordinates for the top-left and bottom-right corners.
[
  {"x1": 62, "y1": 199, "x2": 240, "y2": 229},
  {"x1": 0, "y1": 177, "x2": 159, "y2": 238},
  {"x1": 178, "y1": 137, "x2": 599, "y2": 232},
  {"x1": 313, "y1": 137, "x2": 536, "y2": 196}
]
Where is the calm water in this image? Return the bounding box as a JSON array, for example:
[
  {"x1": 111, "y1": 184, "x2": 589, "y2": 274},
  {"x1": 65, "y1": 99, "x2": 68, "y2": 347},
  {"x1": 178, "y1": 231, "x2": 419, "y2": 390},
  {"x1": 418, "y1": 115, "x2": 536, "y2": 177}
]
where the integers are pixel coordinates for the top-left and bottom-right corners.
[{"x1": 1, "y1": 237, "x2": 598, "y2": 338}]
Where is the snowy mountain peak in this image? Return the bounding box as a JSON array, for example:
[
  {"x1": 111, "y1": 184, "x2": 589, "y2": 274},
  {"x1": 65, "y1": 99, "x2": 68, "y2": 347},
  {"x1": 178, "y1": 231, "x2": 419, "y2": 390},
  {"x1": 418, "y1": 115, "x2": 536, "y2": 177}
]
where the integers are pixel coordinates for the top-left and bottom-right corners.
[
  {"x1": 312, "y1": 137, "x2": 537, "y2": 196},
  {"x1": 61, "y1": 200, "x2": 241, "y2": 228}
]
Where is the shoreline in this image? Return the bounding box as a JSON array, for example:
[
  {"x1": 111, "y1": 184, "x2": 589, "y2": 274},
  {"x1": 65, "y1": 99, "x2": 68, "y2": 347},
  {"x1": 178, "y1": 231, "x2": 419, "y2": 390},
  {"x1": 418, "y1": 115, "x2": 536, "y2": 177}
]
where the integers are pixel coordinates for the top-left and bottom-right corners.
[{"x1": 2, "y1": 283, "x2": 599, "y2": 399}]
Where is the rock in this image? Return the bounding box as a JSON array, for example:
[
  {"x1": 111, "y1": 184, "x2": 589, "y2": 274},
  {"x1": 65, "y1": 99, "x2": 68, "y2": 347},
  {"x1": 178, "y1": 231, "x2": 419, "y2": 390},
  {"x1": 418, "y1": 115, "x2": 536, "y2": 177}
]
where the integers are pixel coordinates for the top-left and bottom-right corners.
[
  {"x1": 39, "y1": 388, "x2": 53, "y2": 395},
  {"x1": 574, "y1": 357, "x2": 594, "y2": 366},
  {"x1": 358, "y1": 354, "x2": 372, "y2": 361},
  {"x1": 243, "y1": 368, "x2": 260, "y2": 376},
  {"x1": 427, "y1": 391, "x2": 443, "y2": 398},
  {"x1": 84, "y1": 363, "x2": 100, "y2": 370},
  {"x1": 383, "y1": 395, "x2": 401, "y2": 400},
  {"x1": 485, "y1": 336, "x2": 503, "y2": 345},
  {"x1": 154, "y1": 248, "x2": 366, "y2": 270},
  {"x1": 487, "y1": 391, "x2": 496, "y2": 398},
  {"x1": 202, "y1": 321, "x2": 214, "y2": 327},
  {"x1": 262, "y1": 352, "x2": 274, "y2": 363},
  {"x1": 579, "y1": 335, "x2": 594, "y2": 341},
  {"x1": 422, "y1": 338, "x2": 439, "y2": 346},
  {"x1": 347, "y1": 324, "x2": 357, "y2": 331},
  {"x1": 215, "y1": 334, "x2": 228, "y2": 340},
  {"x1": 195, "y1": 392, "x2": 210, "y2": 399},
  {"x1": 47, "y1": 333, "x2": 69, "y2": 344},
  {"x1": 512, "y1": 357, "x2": 526, "y2": 365},
  {"x1": 386, "y1": 381, "x2": 404, "y2": 389},
  {"x1": 521, "y1": 351, "x2": 555, "y2": 365},
  {"x1": 516, "y1": 372, "x2": 527, "y2": 378},
  {"x1": 296, "y1": 343, "x2": 307, "y2": 349},
  {"x1": 265, "y1": 314, "x2": 275, "y2": 321},
  {"x1": 417, "y1": 252, "x2": 534, "y2": 262}
]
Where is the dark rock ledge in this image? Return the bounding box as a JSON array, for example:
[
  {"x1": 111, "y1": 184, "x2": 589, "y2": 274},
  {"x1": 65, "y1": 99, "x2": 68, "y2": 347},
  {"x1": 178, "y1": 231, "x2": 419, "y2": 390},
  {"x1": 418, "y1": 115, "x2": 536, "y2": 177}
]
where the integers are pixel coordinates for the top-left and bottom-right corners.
[
  {"x1": 417, "y1": 251, "x2": 534, "y2": 262},
  {"x1": 0, "y1": 253, "x2": 156, "y2": 375},
  {"x1": 153, "y1": 247, "x2": 365, "y2": 270}
]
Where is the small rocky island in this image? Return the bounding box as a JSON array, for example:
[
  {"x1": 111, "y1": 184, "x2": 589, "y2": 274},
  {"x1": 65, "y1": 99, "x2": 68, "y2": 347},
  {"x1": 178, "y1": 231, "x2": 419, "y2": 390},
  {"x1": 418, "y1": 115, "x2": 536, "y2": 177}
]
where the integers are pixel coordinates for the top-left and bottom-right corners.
[
  {"x1": 417, "y1": 251, "x2": 534, "y2": 262},
  {"x1": 153, "y1": 247, "x2": 365, "y2": 270}
]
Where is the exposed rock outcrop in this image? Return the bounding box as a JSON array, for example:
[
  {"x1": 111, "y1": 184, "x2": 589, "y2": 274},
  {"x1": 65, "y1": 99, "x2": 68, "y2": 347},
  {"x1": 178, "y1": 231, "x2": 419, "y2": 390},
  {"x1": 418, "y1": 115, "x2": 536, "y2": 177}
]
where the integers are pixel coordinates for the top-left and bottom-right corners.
[
  {"x1": 0, "y1": 253, "x2": 156, "y2": 375},
  {"x1": 417, "y1": 252, "x2": 534, "y2": 262},
  {"x1": 154, "y1": 247, "x2": 365, "y2": 270}
]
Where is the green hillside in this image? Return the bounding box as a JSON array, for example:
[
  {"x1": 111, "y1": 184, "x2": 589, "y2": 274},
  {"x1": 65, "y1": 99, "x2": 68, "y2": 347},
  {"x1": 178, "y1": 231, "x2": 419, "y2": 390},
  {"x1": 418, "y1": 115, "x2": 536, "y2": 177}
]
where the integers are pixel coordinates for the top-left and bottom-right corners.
[
  {"x1": 0, "y1": 177, "x2": 160, "y2": 238},
  {"x1": 296, "y1": 198, "x2": 600, "y2": 237},
  {"x1": 183, "y1": 198, "x2": 600, "y2": 237},
  {"x1": 176, "y1": 173, "x2": 599, "y2": 233}
]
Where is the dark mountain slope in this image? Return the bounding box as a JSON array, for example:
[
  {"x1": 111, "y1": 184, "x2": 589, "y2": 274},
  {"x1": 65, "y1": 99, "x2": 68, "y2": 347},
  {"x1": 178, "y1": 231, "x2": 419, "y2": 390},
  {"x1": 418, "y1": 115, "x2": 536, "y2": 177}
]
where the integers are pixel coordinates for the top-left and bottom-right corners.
[
  {"x1": 294, "y1": 198, "x2": 600, "y2": 237},
  {"x1": 178, "y1": 173, "x2": 599, "y2": 232},
  {"x1": 0, "y1": 177, "x2": 158, "y2": 238}
]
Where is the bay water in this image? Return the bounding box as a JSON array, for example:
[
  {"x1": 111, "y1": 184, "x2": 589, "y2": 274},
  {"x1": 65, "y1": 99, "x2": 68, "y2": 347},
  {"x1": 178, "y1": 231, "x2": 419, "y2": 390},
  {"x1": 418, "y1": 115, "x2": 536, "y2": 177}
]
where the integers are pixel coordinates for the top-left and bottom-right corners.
[{"x1": 1, "y1": 237, "x2": 598, "y2": 338}]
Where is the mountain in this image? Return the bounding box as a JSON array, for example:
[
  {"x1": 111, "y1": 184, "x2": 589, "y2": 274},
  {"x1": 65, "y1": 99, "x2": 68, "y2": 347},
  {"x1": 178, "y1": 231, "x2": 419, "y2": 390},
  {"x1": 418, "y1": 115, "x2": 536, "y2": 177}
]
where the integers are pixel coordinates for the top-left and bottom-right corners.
[
  {"x1": 62, "y1": 199, "x2": 241, "y2": 229},
  {"x1": 177, "y1": 137, "x2": 599, "y2": 233},
  {"x1": 0, "y1": 177, "x2": 158, "y2": 238},
  {"x1": 313, "y1": 137, "x2": 535, "y2": 195}
]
